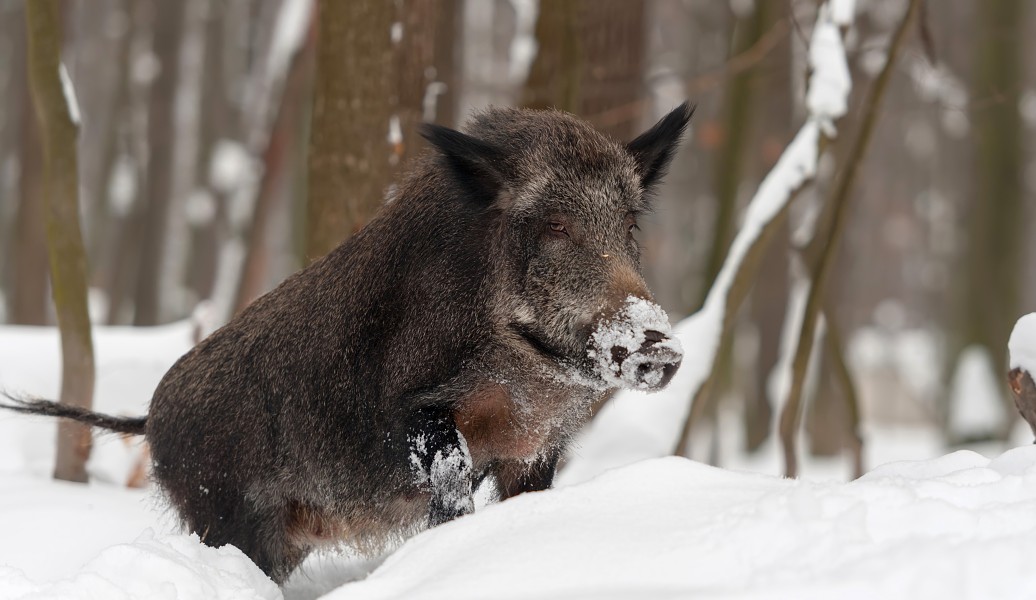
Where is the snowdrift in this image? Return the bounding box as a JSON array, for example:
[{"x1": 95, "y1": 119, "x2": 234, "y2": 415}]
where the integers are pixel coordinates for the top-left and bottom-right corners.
[{"x1": 5, "y1": 449, "x2": 1036, "y2": 599}]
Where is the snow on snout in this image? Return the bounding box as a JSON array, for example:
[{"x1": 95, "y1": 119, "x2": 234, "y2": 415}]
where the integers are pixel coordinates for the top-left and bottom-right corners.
[{"x1": 588, "y1": 296, "x2": 683, "y2": 389}]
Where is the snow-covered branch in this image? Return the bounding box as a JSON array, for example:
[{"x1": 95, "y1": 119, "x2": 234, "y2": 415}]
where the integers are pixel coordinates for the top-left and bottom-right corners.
[
  {"x1": 776, "y1": 0, "x2": 921, "y2": 478},
  {"x1": 560, "y1": 1, "x2": 856, "y2": 484}
]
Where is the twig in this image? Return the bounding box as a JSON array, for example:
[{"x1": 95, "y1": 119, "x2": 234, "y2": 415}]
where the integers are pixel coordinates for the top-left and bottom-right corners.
[
  {"x1": 778, "y1": 0, "x2": 921, "y2": 478},
  {"x1": 587, "y1": 18, "x2": 790, "y2": 131},
  {"x1": 917, "y1": 0, "x2": 937, "y2": 65}
]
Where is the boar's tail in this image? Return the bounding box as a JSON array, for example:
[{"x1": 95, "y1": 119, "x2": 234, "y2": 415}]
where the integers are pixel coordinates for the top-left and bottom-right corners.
[{"x1": 0, "y1": 393, "x2": 147, "y2": 436}]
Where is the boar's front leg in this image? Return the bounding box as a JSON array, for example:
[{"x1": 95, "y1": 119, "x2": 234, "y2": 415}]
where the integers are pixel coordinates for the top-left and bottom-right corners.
[
  {"x1": 494, "y1": 450, "x2": 560, "y2": 501},
  {"x1": 407, "y1": 405, "x2": 475, "y2": 527}
]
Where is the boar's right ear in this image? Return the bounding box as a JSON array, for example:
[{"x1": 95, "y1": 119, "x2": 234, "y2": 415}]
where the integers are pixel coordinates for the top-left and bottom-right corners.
[
  {"x1": 420, "y1": 124, "x2": 507, "y2": 204},
  {"x1": 626, "y1": 102, "x2": 695, "y2": 192}
]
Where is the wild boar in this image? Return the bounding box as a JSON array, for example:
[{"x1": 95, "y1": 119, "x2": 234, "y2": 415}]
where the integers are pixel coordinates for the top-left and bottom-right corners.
[{"x1": 2, "y1": 102, "x2": 693, "y2": 582}]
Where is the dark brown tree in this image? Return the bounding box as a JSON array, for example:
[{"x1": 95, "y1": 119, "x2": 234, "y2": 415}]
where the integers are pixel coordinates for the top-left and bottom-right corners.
[
  {"x1": 955, "y1": 0, "x2": 1028, "y2": 435},
  {"x1": 132, "y1": 0, "x2": 184, "y2": 325},
  {"x1": 9, "y1": 82, "x2": 49, "y2": 325},
  {"x1": 522, "y1": 0, "x2": 645, "y2": 141},
  {"x1": 305, "y1": 0, "x2": 397, "y2": 262},
  {"x1": 25, "y1": 0, "x2": 96, "y2": 482}
]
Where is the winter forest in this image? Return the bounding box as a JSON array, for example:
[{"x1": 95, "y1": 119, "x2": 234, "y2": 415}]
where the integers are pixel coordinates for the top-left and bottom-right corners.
[{"x1": 2, "y1": 0, "x2": 1036, "y2": 598}]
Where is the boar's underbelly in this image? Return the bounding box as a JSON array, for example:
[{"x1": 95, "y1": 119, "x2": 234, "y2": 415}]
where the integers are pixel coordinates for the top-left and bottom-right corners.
[{"x1": 285, "y1": 495, "x2": 428, "y2": 554}]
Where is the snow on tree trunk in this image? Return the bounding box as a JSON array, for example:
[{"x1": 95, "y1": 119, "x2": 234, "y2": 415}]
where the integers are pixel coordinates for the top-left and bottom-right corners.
[{"x1": 24, "y1": 0, "x2": 96, "y2": 483}]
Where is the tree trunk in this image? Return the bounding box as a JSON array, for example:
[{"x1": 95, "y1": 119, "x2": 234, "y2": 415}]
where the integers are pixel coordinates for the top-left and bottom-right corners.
[
  {"x1": 132, "y1": 0, "x2": 184, "y2": 325},
  {"x1": 698, "y1": 2, "x2": 772, "y2": 309},
  {"x1": 956, "y1": 0, "x2": 1027, "y2": 435},
  {"x1": 396, "y1": 0, "x2": 462, "y2": 166},
  {"x1": 522, "y1": 0, "x2": 645, "y2": 141},
  {"x1": 9, "y1": 83, "x2": 49, "y2": 325},
  {"x1": 234, "y1": 11, "x2": 317, "y2": 314},
  {"x1": 305, "y1": 0, "x2": 397, "y2": 262},
  {"x1": 25, "y1": 0, "x2": 96, "y2": 483}
]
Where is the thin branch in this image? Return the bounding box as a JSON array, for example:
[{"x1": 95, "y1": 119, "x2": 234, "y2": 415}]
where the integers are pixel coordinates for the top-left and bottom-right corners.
[
  {"x1": 587, "y1": 18, "x2": 790, "y2": 131},
  {"x1": 779, "y1": 0, "x2": 922, "y2": 478},
  {"x1": 825, "y1": 312, "x2": 864, "y2": 478}
]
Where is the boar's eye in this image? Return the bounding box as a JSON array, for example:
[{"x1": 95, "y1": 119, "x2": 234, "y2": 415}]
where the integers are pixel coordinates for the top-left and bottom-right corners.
[{"x1": 548, "y1": 221, "x2": 569, "y2": 237}]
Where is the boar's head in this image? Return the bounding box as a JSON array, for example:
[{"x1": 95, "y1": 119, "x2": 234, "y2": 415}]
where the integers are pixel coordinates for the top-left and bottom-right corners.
[{"x1": 421, "y1": 103, "x2": 694, "y2": 392}]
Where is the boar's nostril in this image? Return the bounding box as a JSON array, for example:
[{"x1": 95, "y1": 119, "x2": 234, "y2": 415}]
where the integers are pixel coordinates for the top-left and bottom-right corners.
[
  {"x1": 659, "y1": 361, "x2": 679, "y2": 387},
  {"x1": 642, "y1": 330, "x2": 666, "y2": 347},
  {"x1": 610, "y1": 346, "x2": 630, "y2": 365}
]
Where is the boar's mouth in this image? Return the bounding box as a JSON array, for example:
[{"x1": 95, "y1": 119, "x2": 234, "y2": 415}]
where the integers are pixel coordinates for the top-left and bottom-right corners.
[{"x1": 510, "y1": 323, "x2": 573, "y2": 364}]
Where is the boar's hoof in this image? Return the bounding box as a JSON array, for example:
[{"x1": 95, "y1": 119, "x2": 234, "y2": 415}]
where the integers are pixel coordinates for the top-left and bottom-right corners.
[{"x1": 609, "y1": 329, "x2": 682, "y2": 390}]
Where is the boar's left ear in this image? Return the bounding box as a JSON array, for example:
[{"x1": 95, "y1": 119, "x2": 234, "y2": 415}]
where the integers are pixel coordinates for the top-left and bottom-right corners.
[
  {"x1": 421, "y1": 123, "x2": 507, "y2": 204},
  {"x1": 626, "y1": 102, "x2": 695, "y2": 192}
]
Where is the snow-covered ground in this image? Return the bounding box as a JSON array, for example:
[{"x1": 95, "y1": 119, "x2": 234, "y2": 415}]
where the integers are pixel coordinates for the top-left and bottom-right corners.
[{"x1": 1, "y1": 320, "x2": 1034, "y2": 599}]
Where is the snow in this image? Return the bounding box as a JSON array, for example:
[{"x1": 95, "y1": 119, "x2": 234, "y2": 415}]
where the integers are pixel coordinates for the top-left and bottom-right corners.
[
  {"x1": 830, "y1": 0, "x2": 856, "y2": 26},
  {"x1": 2, "y1": 531, "x2": 280, "y2": 600},
  {"x1": 0, "y1": 322, "x2": 194, "y2": 479},
  {"x1": 806, "y1": 6, "x2": 851, "y2": 131},
  {"x1": 58, "y1": 63, "x2": 80, "y2": 126},
  {"x1": 1, "y1": 318, "x2": 1036, "y2": 598},
  {"x1": 209, "y1": 139, "x2": 254, "y2": 194},
  {"x1": 330, "y1": 450, "x2": 1036, "y2": 600},
  {"x1": 587, "y1": 296, "x2": 682, "y2": 389},
  {"x1": 387, "y1": 115, "x2": 403, "y2": 146},
  {"x1": 1009, "y1": 313, "x2": 1036, "y2": 373},
  {"x1": 9, "y1": 446, "x2": 1036, "y2": 599},
  {"x1": 949, "y1": 346, "x2": 1007, "y2": 439},
  {"x1": 267, "y1": 0, "x2": 314, "y2": 86},
  {"x1": 506, "y1": 0, "x2": 539, "y2": 83}
]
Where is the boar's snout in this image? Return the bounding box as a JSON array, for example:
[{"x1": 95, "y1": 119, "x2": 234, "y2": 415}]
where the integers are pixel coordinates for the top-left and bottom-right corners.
[
  {"x1": 588, "y1": 297, "x2": 684, "y2": 391},
  {"x1": 607, "y1": 329, "x2": 682, "y2": 390}
]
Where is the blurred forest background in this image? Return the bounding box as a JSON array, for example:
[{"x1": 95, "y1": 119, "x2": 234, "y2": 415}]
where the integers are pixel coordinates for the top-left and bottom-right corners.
[{"x1": 1, "y1": 0, "x2": 1034, "y2": 477}]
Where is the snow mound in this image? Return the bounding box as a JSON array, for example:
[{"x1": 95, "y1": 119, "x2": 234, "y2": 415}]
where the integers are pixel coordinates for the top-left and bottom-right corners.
[
  {"x1": 0, "y1": 532, "x2": 279, "y2": 600},
  {"x1": 1009, "y1": 313, "x2": 1036, "y2": 374},
  {"x1": 7, "y1": 449, "x2": 1036, "y2": 598},
  {"x1": 330, "y1": 448, "x2": 1036, "y2": 600}
]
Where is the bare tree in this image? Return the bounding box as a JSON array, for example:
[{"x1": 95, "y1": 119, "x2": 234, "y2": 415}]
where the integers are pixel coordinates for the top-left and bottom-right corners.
[
  {"x1": 25, "y1": 0, "x2": 96, "y2": 482},
  {"x1": 954, "y1": 0, "x2": 1028, "y2": 437},
  {"x1": 133, "y1": 0, "x2": 185, "y2": 325},
  {"x1": 234, "y1": 7, "x2": 317, "y2": 314},
  {"x1": 9, "y1": 83, "x2": 49, "y2": 325},
  {"x1": 778, "y1": 0, "x2": 921, "y2": 477}
]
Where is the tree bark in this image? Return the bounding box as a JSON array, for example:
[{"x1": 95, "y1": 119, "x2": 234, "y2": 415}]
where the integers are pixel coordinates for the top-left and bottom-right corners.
[
  {"x1": 9, "y1": 83, "x2": 49, "y2": 325},
  {"x1": 132, "y1": 0, "x2": 184, "y2": 325},
  {"x1": 305, "y1": 0, "x2": 397, "y2": 262},
  {"x1": 956, "y1": 0, "x2": 1027, "y2": 436},
  {"x1": 396, "y1": 0, "x2": 461, "y2": 167},
  {"x1": 522, "y1": 0, "x2": 645, "y2": 141},
  {"x1": 25, "y1": 0, "x2": 96, "y2": 483},
  {"x1": 234, "y1": 11, "x2": 317, "y2": 314}
]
